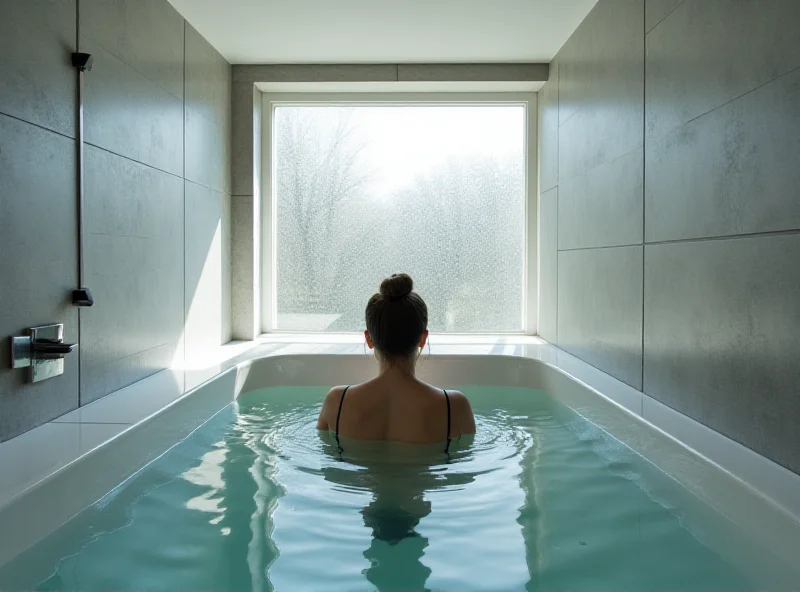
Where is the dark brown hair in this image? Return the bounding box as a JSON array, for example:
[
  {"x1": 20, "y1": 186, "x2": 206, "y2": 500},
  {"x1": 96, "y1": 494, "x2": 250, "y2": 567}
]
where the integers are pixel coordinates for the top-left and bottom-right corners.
[{"x1": 365, "y1": 273, "x2": 428, "y2": 358}]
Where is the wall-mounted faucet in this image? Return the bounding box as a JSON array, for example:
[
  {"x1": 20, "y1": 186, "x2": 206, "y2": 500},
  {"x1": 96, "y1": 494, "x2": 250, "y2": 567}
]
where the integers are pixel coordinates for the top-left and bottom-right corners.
[{"x1": 10, "y1": 324, "x2": 77, "y2": 383}]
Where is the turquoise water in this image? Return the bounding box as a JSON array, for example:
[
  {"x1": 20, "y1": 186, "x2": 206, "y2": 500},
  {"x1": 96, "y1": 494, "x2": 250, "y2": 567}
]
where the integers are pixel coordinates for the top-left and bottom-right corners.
[{"x1": 0, "y1": 386, "x2": 765, "y2": 591}]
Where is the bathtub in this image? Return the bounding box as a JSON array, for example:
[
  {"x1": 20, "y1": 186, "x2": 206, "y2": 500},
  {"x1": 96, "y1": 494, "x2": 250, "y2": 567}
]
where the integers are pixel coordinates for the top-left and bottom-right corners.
[{"x1": 0, "y1": 343, "x2": 798, "y2": 587}]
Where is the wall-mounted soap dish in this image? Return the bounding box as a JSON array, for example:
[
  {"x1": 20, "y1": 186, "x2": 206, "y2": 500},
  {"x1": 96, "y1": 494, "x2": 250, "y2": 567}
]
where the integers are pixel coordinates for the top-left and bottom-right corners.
[{"x1": 10, "y1": 324, "x2": 77, "y2": 383}]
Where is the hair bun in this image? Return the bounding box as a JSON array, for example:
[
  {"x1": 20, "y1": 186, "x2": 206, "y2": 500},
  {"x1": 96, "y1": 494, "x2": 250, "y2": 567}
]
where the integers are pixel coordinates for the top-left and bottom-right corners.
[{"x1": 380, "y1": 273, "x2": 414, "y2": 301}]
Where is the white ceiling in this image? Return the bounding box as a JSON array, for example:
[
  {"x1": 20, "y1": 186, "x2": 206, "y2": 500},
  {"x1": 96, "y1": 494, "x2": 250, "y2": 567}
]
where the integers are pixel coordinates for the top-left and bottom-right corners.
[{"x1": 167, "y1": 0, "x2": 597, "y2": 65}]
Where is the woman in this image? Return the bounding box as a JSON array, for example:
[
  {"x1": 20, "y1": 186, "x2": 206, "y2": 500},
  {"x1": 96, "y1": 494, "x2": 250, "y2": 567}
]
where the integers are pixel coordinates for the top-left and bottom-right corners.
[{"x1": 317, "y1": 273, "x2": 476, "y2": 451}]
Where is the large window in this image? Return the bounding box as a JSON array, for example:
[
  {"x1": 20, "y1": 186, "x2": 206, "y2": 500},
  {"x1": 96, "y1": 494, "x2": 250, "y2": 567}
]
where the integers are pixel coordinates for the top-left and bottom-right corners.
[{"x1": 268, "y1": 100, "x2": 529, "y2": 333}]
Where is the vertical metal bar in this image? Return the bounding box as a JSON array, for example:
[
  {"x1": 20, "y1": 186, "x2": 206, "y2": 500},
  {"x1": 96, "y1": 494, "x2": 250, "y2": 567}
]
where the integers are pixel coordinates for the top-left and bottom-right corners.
[
  {"x1": 77, "y1": 76, "x2": 85, "y2": 288},
  {"x1": 76, "y1": 0, "x2": 85, "y2": 289},
  {"x1": 76, "y1": 0, "x2": 83, "y2": 403}
]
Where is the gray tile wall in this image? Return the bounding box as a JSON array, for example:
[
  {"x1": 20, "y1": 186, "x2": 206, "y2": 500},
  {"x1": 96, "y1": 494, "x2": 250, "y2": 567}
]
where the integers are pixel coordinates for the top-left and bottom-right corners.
[
  {"x1": 78, "y1": 0, "x2": 186, "y2": 405},
  {"x1": 558, "y1": 246, "x2": 644, "y2": 389},
  {"x1": 644, "y1": 0, "x2": 683, "y2": 32},
  {"x1": 538, "y1": 0, "x2": 645, "y2": 389},
  {"x1": 0, "y1": 0, "x2": 77, "y2": 137},
  {"x1": 645, "y1": 66, "x2": 800, "y2": 243},
  {"x1": 82, "y1": 40, "x2": 184, "y2": 176},
  {"x1": 0, "y1": 1, "x2": 80, "y2": 440},
  {"x1": 185, "y1": 24, "x2": 232, "y2": 194},
  {"x1": 538, "y1": 60, "x2": 559, "y2": 193},
  {"x1": 185, "y1": 181, "x2": 232, "y2": 360},
  {"x1": 538, "y1": 188, "x2": 558, "y2": 343},
  {"x1": 0, "y1": 0, "x2": 232, "y2": 439},
  {"x1": 538, "y1": 60, "x2": 559, "y2": 344},
  {"x1": 645, "y1": 0, "x2": 800, "y2": 141},
  {"x1": 541, "y1": 0, "x2": 800, "y2": 473},
  {"x1": 0, "y1": 115, "x2": 79, "y2": 437},
  {"x1": 558, "y1": 148, "x2": 643, "y2": 251},
  {"x1": 184, "y1": 24, "x2": 233, "y2": 357},
  {"x1": 644, "y1": 235, "x2": 800, "y2": 472},
  {"x1": 231, "y1": 83, "x2": 262, "y2": 339},
  {"x1": 81, "y1": 146, "x2": 184, "y2": 403}
]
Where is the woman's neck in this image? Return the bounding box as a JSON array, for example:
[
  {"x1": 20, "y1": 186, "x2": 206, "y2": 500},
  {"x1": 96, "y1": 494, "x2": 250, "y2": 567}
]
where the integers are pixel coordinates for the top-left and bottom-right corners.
[{"x1": 377, "y1": 354, "x2": 417, "y2": 378}]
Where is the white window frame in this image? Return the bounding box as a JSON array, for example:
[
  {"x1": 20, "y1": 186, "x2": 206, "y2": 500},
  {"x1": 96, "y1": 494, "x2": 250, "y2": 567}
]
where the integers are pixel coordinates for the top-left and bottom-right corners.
[{"x1": 260, "y1": 92, "x2": 539, "y2": 335}]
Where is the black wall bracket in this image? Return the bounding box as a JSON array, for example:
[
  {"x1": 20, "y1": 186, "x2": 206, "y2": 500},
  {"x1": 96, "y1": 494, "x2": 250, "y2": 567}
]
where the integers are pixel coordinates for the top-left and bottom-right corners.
[
  {"x1": 72, "y1": 287, "x2": 94, "y2": 307},
  {"x1": 71, "y1": 52, "x2": 93, "y2": 72}
]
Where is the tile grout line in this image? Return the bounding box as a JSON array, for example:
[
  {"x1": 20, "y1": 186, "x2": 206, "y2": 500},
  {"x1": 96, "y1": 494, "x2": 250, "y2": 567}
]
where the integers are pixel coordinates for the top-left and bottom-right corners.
[
  {"x1": 557, "y1": 142, "x2": 645, "y2": 190},
  {"x1": 648, "y1": 62, "x2": 800, "y2": 144},
  {"x1": 648, "y1": 227, "x2": 800, "y2": 247},
  {"x1": 86, "y1": 341, "x2": 178, "y2": 370},
  {"x1": 85, "y1": 38, "x2": 184, "y2": 104},
  {"x1": 558, "y1": 243, "x2": 642, "y2": 253},
  {"x1": 0, "y1": 111, "x2": 75, "y2": 141},
  {"x1": 185, "y1": 178, "x2": 230, "y2": 196},
  {"x1": 557, "y1": 227, "x2": 800, "y2": 254},
  {"x1": 557, "y1": 107, "x2": 577, "y2": 130},
  {"x1": 646, "y1": 0, "x2": 685, "y2": 35},
  {"x1": 51, "y1": 421, "x2": 132, "y2": 426},
  {"x1": 84, "y1": 146, "x2": 228, "y2": 197},
  {"x1": 183, "y1": 19, "x2": 187, "y2": 369},
  {"x1": 84, "y1": 141, "x2": 183, "y2": 180},
  {"x1": 554, "y1": 58, "x2": 559, "y2": 346},
  {"x1": 563, "y1": 65, "x2": 800, "y2": 187},
  {"x1": 186, "y1": 101, "x2": 231, "y2": 130},
  {"x1": 557, "y1": 345, "x2": 644, "y2": 394}
]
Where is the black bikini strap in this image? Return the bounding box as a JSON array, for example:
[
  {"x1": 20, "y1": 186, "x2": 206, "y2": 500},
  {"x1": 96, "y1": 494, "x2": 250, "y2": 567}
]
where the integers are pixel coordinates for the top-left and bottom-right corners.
[
  {"x1": 335, "y1": 386, "x2": 349, "y2": 451},
  {"x1": 443, "y1": 388, "x2": 452, "y2": 454}
]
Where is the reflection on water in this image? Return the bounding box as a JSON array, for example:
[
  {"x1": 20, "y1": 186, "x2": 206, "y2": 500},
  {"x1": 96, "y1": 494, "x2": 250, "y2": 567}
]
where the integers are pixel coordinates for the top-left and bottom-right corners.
[
  {"x1": 326, "y1": 457, "x2": 436, "y2": 590},
  {"x1": 318, "y1": 435, "x2": 482, "y2": 591},
  {"x1": 0, "y1": 386, "x2": 773, "y2": 592}
]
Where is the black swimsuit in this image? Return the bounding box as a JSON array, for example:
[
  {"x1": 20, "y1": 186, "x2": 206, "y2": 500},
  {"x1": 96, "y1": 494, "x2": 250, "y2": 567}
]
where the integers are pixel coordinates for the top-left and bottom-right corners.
[{"x1": 335, "y1": 386, "x2": 452, "y2": 453}]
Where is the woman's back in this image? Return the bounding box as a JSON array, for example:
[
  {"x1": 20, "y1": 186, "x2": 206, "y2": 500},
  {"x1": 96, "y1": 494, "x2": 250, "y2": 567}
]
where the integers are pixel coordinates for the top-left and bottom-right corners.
[{"x1": 318, "y1": 371, "x2": 475, "y2": 445}]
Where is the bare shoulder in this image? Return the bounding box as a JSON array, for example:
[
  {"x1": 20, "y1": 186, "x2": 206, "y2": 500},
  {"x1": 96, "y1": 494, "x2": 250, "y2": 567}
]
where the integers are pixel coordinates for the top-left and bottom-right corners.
[
  {"x1": 444, "y1": 389, "x2": 471, "y2": 407},
  {"x1": 317, "y1": 385, "x2": 349, "y2": 430},
  {"x1": 325, "y1": 385, "x2": 349, "y2": 401},
  {"x1": 444, "y1": 390, "x2": 476, "y2": 435}
]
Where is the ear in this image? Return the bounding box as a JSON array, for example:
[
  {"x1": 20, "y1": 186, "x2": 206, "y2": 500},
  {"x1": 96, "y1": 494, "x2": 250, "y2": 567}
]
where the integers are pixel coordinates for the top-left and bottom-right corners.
[
  {"x1": 419, "y1": 330, "x2": 429, "y2": 349},
  {"x1": 364, "y1": 330, "x2": 375, "y2": 350}
]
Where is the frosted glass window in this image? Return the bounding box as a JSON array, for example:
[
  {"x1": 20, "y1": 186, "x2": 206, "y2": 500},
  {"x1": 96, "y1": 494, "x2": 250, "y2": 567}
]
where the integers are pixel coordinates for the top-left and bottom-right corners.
[{"x1": 272, "y1": 104, "x2": 526, "y2": 332}]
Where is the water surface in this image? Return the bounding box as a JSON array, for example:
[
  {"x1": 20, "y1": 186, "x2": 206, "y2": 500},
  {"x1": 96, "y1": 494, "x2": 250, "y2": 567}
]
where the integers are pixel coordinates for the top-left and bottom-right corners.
[{"x1": 0, "y1": 386, "x2": 762, "y2": 591}]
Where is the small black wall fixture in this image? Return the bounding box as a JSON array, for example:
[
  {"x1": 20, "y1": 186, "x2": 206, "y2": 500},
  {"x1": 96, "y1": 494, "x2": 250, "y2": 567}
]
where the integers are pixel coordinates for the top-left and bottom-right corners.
[
  {"x1": 71, "y1": 51, "x2": 94, "y2": 307},
  {"x1": 71, "y1": 52, "x2": 93, "y2": 72}
]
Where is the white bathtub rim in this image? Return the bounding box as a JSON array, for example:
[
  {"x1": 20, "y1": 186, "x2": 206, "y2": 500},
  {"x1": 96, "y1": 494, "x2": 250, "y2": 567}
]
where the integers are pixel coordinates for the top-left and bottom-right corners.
[
  {"x1": 536, "y1": 357, "x2": 800, "y2": 524},
  {"x1": 0, "y1": 366, "x2": 236, "y2": 515}
]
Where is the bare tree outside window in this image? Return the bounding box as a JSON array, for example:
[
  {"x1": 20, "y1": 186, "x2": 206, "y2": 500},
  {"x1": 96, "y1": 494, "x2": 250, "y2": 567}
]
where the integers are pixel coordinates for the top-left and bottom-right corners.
[{"x1": 273, "y1": 105, "x2": 526, "y2": 332}]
